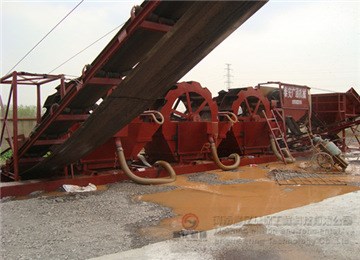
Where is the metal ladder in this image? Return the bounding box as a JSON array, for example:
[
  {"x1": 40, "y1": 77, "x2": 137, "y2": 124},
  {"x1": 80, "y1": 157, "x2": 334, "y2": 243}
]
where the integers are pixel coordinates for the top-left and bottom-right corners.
[{"x1": 262, "y1": 110, "x2": 293, "y2": 164}]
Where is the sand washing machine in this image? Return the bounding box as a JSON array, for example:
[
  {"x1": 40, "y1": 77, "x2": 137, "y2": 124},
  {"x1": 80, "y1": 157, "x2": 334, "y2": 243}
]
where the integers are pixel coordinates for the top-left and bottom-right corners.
[
  {"x1": 145, "y1": 81, "x2": 239, "y2": 168},
  {"x1": 0, "y1": 1, "x2": 357, "y2": 195},
  {"x1": 73, "y1": 81, "x2": 240, "y2": 178},
  {"x1": 215, "y1": 87, "x2": 272, "y2": 156}
]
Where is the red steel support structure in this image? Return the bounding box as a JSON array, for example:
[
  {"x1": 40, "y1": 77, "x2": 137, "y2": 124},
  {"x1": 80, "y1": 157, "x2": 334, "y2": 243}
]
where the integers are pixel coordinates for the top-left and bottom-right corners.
[
  {"x1": 145, "y1": 82, "x2": 221, "y2": 163},
  {"x1": 257, "y1": 81, "x2": 311, "y2": 127},
  {"x1": 0, "y1": 72, "x2": 64, "y2": 180},
  {"x1": 312, "y1": 88, "x2": 360, "y2": 124},
  {"x1": 0, "y1": 1, "x2": 267, "y2": 180},
  {"x1": 12, "y1": 73, "x2": 18, "y2": 180},
  {"x1": 1, "y1": 1, "x2": 269, "y2": 196},
  {"x1": 215, "y1": 87, "x2": 272, "y2": 156},
  {"x1": 256, "y1": 81, "x2": 312, "y2": 148},
  {"x1": 214, "y1": 82, "x2": 313, "y2": 159},
  {"x1": 29, "y1": 1, "x2": 267, "y2": 177},
  {"x1": 312, "y1": 88, "x2": 360, "y2": 150}
]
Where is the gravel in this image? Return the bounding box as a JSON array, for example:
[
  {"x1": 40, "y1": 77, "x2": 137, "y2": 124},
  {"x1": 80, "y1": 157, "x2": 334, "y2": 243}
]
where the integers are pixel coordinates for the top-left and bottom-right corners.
[
  {"x1": 0, "y1": 181, "x2": 176, "y2": 260},
  {"x1": 1, "y1": 151, "x2": 358, "y2": 259},
  {"x1": 186, "y1": 172, "x2": 253, "y2": 185}
]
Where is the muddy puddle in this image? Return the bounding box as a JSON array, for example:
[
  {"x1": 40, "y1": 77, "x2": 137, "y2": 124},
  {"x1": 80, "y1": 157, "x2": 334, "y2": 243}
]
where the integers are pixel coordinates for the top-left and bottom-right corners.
[{"x1": 138, "y1": 161, "x2": 360, "y2": 239}]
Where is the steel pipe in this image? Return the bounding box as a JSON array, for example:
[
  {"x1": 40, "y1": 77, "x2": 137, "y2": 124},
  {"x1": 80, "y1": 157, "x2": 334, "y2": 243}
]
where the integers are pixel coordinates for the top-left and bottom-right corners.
[
  {"x1": 115, "y1": 138, "x2": 176, "y2": 184},
  {"x1": 218, "y1": 112, "x2": 238, "y2": 124},
  {"x1": 141, "y1": 110, "x2": 164, "y2": 125}
]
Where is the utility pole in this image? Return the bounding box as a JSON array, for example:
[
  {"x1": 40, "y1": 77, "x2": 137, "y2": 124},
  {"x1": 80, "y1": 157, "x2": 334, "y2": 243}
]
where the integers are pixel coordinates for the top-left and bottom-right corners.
[{"x1": 224, "y1": 63, "x2": 233, "y2": 90}]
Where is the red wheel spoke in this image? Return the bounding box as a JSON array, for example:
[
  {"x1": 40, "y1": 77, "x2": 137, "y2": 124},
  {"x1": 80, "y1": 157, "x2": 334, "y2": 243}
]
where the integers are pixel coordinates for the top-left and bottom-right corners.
[
  {"x1": 254, "y1": 100, "x2": 261, "y2": 114},
  {"x1": 171, "y1": 109, "x2": 187, "y2": 119},
  {"x1": 172, "y1": 98, "x2": 181, "y2": 111},
  {"x1": 194, "y1": 100, "x2": 207, "y2": 114},
  {"x1": 244, "y1": 98, "x2": 252, "y2": 114},
  {"x1": 185, "y1": 92, "x2": 192, "y2": 113}
]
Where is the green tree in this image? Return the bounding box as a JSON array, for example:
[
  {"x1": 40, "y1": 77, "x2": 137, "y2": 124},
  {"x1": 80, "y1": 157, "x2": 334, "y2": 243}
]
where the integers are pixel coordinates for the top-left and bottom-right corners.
[{"x1": 1, "y1": 105, "x2": 37, "y2": 118}]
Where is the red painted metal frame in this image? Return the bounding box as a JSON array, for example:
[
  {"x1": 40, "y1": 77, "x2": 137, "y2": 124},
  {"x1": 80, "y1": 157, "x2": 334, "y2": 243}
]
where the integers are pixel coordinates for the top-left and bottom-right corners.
[
  {"x1": 0, "y1": 152, "x2": 311, "y2": 198},
  {"x1": 1, "y1": 2, "x2": 306, "y2": 198},
  {"x1": 83, "y1": 1, "x2": 160, "y2": 83},
  {"x1": 73, "y1": 82, "x2": 233, "y2": 173},
  {"x1": 257, "y1": 81, "x2": 311, "y2": 122},
  {"x1": 79, "y1": 113, "x2": 163, "y2": 171},
  {"x1": 312, "y1": 88, "x2": 360, "y2": 125},
  {"x1": 311, "y1": 88, "x2": 360, "y2": 150},
  {"x1": 0, "y1": 2, "x2": 163, "y2": 180},
  {"x1": 12, "y1": 73, "x2": 18, "y2": 180},
  {"x1": 140, "y1": 20, "x2": 172, "y2": 33},
  {"x1": 255, "y1": 82, "x2": 312, "y2": 148},
  {"x1": 35, "y1": 1, "x2": 269, "y2": 175},
  {"x1": 232, "y1": 88, "x2": 271, "y2": 120},
  {"x1": 2, "y1": 1, "x2": 269, "y2": 179},
  {"x1": 0, "y1": 97, "x2": 13, "y2": 151},
  {"x1": 17, "y1": 2, "x2": 158, "y2": 160},
  {"x1": 216, "y1": 87, "x2": 272, "y2": 155},
  {"x1": 0, "y1": 72, "x2": 65, "y2": 180},
  {"x1": 145, "y1": 82, "x2": 225, "y2": 163}
]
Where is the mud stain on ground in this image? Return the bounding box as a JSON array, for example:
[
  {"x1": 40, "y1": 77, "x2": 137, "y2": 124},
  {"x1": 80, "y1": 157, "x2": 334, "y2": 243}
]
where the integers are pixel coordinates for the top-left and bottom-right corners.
[{"x1": 138, "y1": 161, "x2": 359, "y2": 238}]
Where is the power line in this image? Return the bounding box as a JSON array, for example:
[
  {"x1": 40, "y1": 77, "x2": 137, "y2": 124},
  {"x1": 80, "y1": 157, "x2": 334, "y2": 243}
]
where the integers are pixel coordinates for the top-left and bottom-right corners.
[
  {"x1": 310, "y1": 87, "x2": 338, "y2": 93},
  {"x1": 6, "y1": 0, "x2": 84, "y2": 75},
  {"x1": 49, "y1": 23, "x2": 124, "y2": 74},
  {"x1": 224, "y1": 63, "x2": 233, "y2": 90}
]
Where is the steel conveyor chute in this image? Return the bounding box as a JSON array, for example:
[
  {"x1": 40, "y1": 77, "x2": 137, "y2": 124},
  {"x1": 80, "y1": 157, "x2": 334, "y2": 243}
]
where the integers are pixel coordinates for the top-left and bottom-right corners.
[{"x1": 4, "y1": 1, "x2": 267, "y2": 179}]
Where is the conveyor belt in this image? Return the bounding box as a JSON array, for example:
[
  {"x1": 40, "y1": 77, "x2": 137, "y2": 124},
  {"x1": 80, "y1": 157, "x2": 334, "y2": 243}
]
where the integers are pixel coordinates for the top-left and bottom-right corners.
[
  {"x1": 16, "y1": 1, "x2": 189, "y2": 174},
  {"x1": 19, "y1": 1, "x2": 267, "y2": 178}
]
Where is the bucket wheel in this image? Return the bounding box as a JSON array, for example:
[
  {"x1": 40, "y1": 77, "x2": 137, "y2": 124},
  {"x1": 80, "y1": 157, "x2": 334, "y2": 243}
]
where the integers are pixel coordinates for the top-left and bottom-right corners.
[
  {"x1": 152, "y1": 81, "x2": 218, "y2": 122},
  {"x1": 148, "y1": 81, "x2": 240, "y2": 170},
  {"x1": 217, "y1": 87, "x2": 271, "y2": 121}
]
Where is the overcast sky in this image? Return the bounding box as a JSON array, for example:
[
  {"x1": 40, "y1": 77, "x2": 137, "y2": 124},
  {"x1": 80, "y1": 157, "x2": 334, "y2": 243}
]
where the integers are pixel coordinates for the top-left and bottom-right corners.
[{"x1": 1, "y1": 0, "x2": 359, "y2": 106}]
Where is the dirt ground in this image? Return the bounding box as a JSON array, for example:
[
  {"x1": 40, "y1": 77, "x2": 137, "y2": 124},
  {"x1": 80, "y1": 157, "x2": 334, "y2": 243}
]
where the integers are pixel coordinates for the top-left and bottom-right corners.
[
  {"x1": 0, "y1": 183, "x2": 176, "y2": 260},
  {"x1": 1, "y1": 152, "x2": 359, "y2": 260}
]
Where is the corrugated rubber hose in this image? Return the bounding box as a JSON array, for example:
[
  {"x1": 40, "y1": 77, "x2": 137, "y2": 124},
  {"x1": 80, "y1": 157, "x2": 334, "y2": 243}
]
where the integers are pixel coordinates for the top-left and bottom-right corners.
[
  {"x1": 270, "y1": 137, "x2": 295, "y2": 163},
  {"x1": 115, "y1": 138, "x2": 176, "y2": 184},
  {"x1": 209, "y1": 137, "x2": 240, "y2": 170}
]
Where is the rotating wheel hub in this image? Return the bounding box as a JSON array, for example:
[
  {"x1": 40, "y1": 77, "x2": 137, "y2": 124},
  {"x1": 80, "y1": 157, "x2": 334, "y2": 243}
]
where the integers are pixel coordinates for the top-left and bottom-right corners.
[
  {"x1": 151, "y1": 81, "x2": 218, "y2": 122},
  {"x1": 217, "y1": 87, "x2": 271, "y2": 121}
]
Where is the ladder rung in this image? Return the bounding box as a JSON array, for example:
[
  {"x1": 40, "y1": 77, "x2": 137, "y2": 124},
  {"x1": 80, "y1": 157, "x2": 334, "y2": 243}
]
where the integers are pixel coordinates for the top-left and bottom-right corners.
[
  {"x1": 276, "y1": 137, "x2": 283, "y2": 140},
  {"x1": 271, "y1": 127, "x2": 280, "y2": 130},
  {"x1": 280, "y1": 148, "x2": 288, "y2": 151}
]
